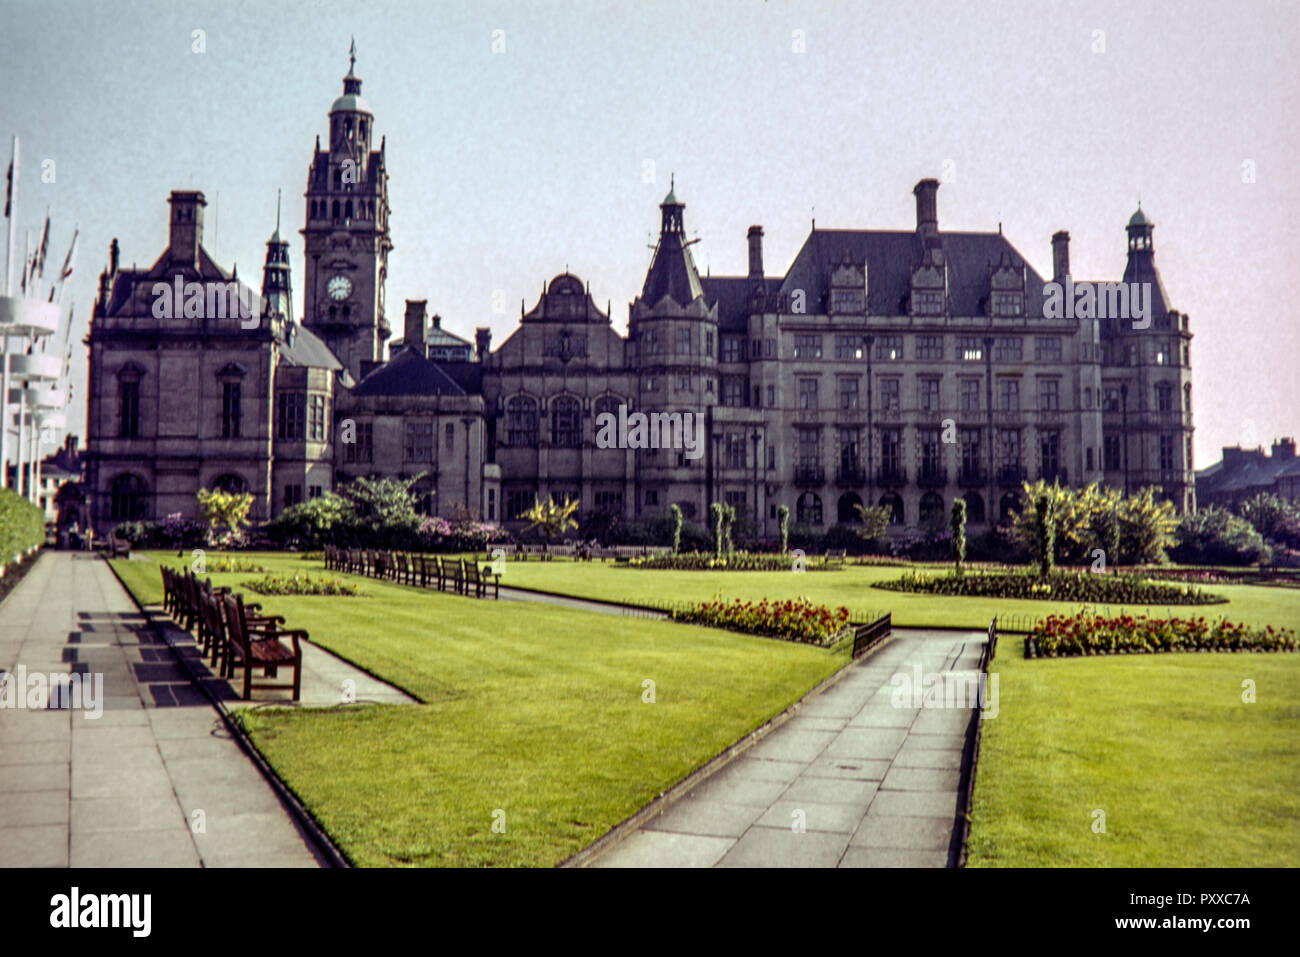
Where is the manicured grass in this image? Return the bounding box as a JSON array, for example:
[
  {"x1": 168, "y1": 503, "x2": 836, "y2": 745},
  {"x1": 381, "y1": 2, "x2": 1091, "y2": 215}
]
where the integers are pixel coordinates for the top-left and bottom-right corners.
[
  {"x1": 967, "y1": 640, "x2": 1300, "y2": 866},
  {"x1": 111, "y1": 552, "x2": 848, "y2": 867},
  {"x1": 476, "y1": 558, "x2": 1300, "y2": 632}
]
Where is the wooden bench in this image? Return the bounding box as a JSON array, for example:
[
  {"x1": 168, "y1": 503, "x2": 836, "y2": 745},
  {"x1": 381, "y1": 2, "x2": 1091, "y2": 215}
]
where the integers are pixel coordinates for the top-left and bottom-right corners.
[
  {"x1": 464, "y1": 561, "x2": 500, "y2": 600},
  {"x1": 825, "y1": 549, "x2": 847, "y2": 566},
  {"x1": 446, "y1": 557, "x2": 465, "y2": 595},
  {"x1": 221, "y1": 592, "x2": 304, "y2": 701},
  {"x1": 108, "y1": 534, "x2": 131, "y2": 558}
]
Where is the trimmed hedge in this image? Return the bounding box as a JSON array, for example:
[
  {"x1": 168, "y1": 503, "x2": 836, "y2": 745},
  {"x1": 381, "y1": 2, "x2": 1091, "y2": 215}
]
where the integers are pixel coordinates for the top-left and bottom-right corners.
[
  {"x1": 877, "y1": 568, "x2": 1227, "y2": 605},
  {"x1": 1027, "y1": 612, "x2": 1298, "y2": 657},
  {"x1": 0, "y1": 488, "x2": 45, "y2": 567},
  {"x1": 242, "y1": 574, "x2": 364, "y2": 596},
  {"x1": 630, "y1": 551, "x2": 843, "y2": 572}
]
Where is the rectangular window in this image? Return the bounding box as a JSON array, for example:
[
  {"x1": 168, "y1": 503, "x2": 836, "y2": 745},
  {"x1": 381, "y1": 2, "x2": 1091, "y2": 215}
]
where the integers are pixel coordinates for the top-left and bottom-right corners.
[
  {"x1": 1086, "y1": 447, "x2": 1094, "y2": 471},
  {"x1": 919, "y1": 377, "x2": 941, "y2": 412},
  {"x1": 798, "y1": 378, "x2": 819, "y2": 410},
  {"x1": 998, "y1": 379, "x2": 1020, "y2": 411},
  {"x1": 766, "y1": 384, "x2": 775, "y2": 407},
  {"x1": 832, "y1": 289, "x2": 863, "y2": 314},
  {"x1": 838, "y1": 377, "x2": 860, "y2": 410},
  {"x1": 915, "y1": 335, "x2": 943, "y2": 361},
  {"x1": 957, "y1": 337, "x2": 983, "y2": 361},
  {"x1": 912, "y1": 291, "x2": 944, "y2": 314},
  {"x1": 725, "y1": 432, "x2": 746, "y2": 469},
  {"x1": 1040, "y1": 430, "x2": 1061, "y2": 478},
  {"x1": 221, "y1": 382, "x2": 241, "y2": 438},
  {"x1": 880, "y1": 429, "x2": 902, "y2": 476},
  {"x1": 1038, "y1": 378, "x2": 1060, "y2": 411},
  {"x1": 1104, "y1": 435, "x2": 1121, "y2": 471},
  {"x1": 1160, "y1": 434, "x2": 1176, "y2": 472},
  {"x1": 767, "y1": 446, "x2": 776, "y2": 470},
  {"x1": 1156, "y1": 384, "x2": 1173, "y2": 412},
  {"x1": 721, "y1": 336, "x2": 744, "y2": 362},
  {"x1": 405, "y1": 421, "x2": 433, "y2": 462},
  {"x1": 874, "y1": 336, "x2": 903, "y2": 361},
  {"x1": 704, "y1": 331, "x2": 714, "y2": 357},
  {"x1": 722, "y1": 379, "x2": 746, "y2": 407},
  {"x1": 797, "y1": 427, "x2": 819, "y2": 467},
  {"x1": 344, "y1": 421, "x2": 373, "y2": 463},
  {"x1": 1034, "y1": 337, "x2": 1062, "y2": 362},
  {"x1": 308, "y1": 485, "x2": 322, "y2": 499},
  {"x1": 309, "y1": 394, "x2": 326, "y2": 441},
  {"x1": 118, "y1": 380, "x2": 140, "y2": 439},
  {"x1": 284, "y1": 484, "x2": 303, "y2": 508},
  {"x1": 677, "y1": 375, "x2": 692, "y2": 392},
  {"x1": 960, "y1": 379, "x2": 980, "y2": 412},
  {"x1": 277, "y1": 393, "x2": 305, "y2": 440},
  {"x1": 725, "y1": 489, "x2": 747, "y2": 509},
  {"x1": 834, "y1": 335, "x2": 861, "y2": 360},
  {"x1": 998, "y1": 429, "x2": 1021, "y2": 472},
  {"x1": 676, "y1": 327, "x2": 691, "y2": 356},
  {"x1": 839, "y1": 428, "x2": 859, "y2": 469},
  {"x1": 960, "y1": 429, "x2": 981, "y2": 476},
  {"x1": 594, "y1": 490, "x2": 623, "y2": 513},
  {"x1": 919, "y1": 429, "x2": 942, "y2": 476},
  {"x1": 765, "y1": 337, "x2": 777, "y2": 358},
  {"x1": 879, "y1": 378, "x2": 901, "y2": 411},
  {"x1": 1103, "y1": 388, "x2": 1121, "y2": 412},
  {"x1": 505, "y1": 488, "x2": 536, "y2": 519},
  {"x1": 992, "y1": 293, "x2": 1023, "y2": 317},
  {"x1": 993, "y1": 337, "x2": 1023, "y2": 362},
  {"x1": 793, "y1": 334, "x2": 823, "y2": 359}
]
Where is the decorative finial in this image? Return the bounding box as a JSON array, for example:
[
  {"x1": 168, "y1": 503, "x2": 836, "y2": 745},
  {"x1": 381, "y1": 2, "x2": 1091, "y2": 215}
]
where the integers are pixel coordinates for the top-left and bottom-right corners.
[
  {"x1": 276, "y1": 188, "x2": 281, "y2": 232},
  {"x1": 348, "y1": 37, "x2": 357, "y2": 76}
]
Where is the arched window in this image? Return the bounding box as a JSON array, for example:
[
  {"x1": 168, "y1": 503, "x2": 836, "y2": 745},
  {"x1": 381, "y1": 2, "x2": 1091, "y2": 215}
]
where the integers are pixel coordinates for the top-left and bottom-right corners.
[
  {"x1": 1000, "y1": 493, "x2": 1020, "y2": 522},
  {"x1": 879, "y1": 492, "x2": 904, "y2": 525},
  {"x1": 963, "y1": 491, "x2": 986, "y2": 524},
  {"x1": 837, "y1": 492, "x2": 863, "y2": 524},
  {"x1": 551, "y1": 396, "x2": 582, "y2": 448},
  {"x1": 507, "y1": 396, "x2": 538, "y2": 447},
  {"x1": 211, "y1": 474, "x2": 248, "y2": 495},
  {"x1": 919, "y1": 492, "x2": 945, "y2": 525},
  {"x1": 109, "y1": 473, "x2": 148, "y2": 522},
  {"x1": 345, "y1": 199, "x2": 354, "y2": 220},
  {"x1": 332, "y1": 200, "x2": 341, "y2": 220},
  {"x1": 797, "y1": 492, "x2": 823, "y2": 525},
  {"x1": 594, "y1": 395, "x2": 622, "y2": 419}
]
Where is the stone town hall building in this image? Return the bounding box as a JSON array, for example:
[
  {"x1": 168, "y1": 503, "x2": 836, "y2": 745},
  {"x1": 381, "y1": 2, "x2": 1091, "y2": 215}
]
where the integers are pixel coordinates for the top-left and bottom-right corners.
[{"x1": 83, "y1": 51, "x2": 1196, "y2": 537}]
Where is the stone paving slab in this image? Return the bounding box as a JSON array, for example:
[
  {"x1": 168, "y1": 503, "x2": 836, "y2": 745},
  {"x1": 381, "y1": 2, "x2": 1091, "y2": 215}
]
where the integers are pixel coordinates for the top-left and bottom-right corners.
[
  {"x1": 0, "y1": 553, "x2": 331, "y2": 868},
  {"x1": 589, "y1": 629, "x2": 986, "y2": 868}
]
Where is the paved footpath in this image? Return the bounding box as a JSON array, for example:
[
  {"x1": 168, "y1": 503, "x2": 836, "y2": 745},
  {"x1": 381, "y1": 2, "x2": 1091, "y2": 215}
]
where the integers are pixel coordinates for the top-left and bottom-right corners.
[
  {"x1": 0, "y1": 552, "x2": 334, "y2": 867},
  {"x1": 588, "y1": 628, "x2": 986, "y2": 868}
]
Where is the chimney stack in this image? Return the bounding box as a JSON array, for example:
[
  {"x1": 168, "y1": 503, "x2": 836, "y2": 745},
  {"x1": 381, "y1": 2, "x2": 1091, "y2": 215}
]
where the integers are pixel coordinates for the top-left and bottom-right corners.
[
  {"x1": 913, "y1": 179, "x2": 939, "y2": 241},
  {"x1": 747, "y1": 225, "x2": 764, "y2": 279},
  {"x1": 476, "y1": 327, "x2": 492, "y2": 362},
  {"x1": 167, "y1": 191, "x2": 206, "y2": 268},
  {"x1": 403, "y1": 299, "x2": 427, "y2": 352},
  {"x1": 1052, "y1": 231, "x2": 1071, "y2": 281}
]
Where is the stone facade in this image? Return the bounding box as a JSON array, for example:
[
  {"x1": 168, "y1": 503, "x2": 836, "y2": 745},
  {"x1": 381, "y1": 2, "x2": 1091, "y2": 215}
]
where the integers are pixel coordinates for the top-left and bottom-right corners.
[{"x1": 83, "y1": 49, "x2": 1197, "y2": 539}]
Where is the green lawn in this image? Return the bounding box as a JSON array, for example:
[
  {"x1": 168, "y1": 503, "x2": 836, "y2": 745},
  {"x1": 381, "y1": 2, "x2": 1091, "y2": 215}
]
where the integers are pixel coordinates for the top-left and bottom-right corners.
[
  {"x1": 482, "y1": 558, "x2": 1300, "y2": 632},
  {"x1": 968, "y1": 639, "x2": 1300, "y2": 866},
  {"x1": 111, "y1": 552, "x2": 848, "y2": 867}
]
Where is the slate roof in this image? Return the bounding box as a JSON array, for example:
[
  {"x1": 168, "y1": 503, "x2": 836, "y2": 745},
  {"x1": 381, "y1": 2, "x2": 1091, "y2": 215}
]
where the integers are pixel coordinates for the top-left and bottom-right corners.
[
  {"x1": 1197, "y1": 449, "x2": 1300, "y2": 496},
  {"x1": 701, "y1": 276, "x2": 783, "y2": 331},
  {"x1": 350, "y1": 346, "x2": 469, "y2": 397},
  {"x1": 277, "y1": 322, "x2": 342, "y2": 371},
  {"x1": 640, "y1": 232, "x2": 705, "y2": 307},
  {"x1": 715, "y1": 229, "x2": 1051, "y2": 322}
]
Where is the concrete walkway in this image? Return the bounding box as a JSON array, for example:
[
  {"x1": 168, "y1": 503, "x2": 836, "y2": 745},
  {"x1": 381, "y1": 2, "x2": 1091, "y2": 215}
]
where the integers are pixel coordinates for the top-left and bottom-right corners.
[
  {"x1": 587, "y1": 628, "x2": 986, "y2": 868},
  {"x1": 0, "y1": 552, "x2": 333, "y2": 867}
]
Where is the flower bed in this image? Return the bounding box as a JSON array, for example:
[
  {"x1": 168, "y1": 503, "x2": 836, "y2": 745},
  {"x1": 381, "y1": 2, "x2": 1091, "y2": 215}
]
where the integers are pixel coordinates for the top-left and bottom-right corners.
[
  {"x1": 242, "y1": 574, "x2": 363, "y2": 596},
  {"x1": 630, "y1": 552, "x2": 843, "y2": 572},
  {"x1": 670, "y1": 596, "x2": 851, "y2": 645},
  {"x1": 877, "y1": 569, "x2": 1226, "y2": 605},
  {"x1": 1026, "y1": 612, "x2": 1298, "y2": 657}
]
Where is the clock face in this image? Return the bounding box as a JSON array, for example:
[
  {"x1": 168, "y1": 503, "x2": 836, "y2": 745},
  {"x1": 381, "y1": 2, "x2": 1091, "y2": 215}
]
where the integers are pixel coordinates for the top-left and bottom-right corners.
[{"x1": 328, "y1": 275, "x2": 353, "y2": 301}]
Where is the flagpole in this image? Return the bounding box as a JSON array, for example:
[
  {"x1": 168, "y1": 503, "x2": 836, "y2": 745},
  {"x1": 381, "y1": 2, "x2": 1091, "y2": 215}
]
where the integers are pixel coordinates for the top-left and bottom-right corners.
[
  {"x1": 4, "y1": 137, "x2": 16, "y2": 297},
  {"x1": 1, "y1": 136, "x2": 14, "y2": 487}
]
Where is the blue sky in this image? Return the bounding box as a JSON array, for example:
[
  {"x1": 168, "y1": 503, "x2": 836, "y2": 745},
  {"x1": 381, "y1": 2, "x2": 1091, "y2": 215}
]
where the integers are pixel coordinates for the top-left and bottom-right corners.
[{"x1": 3, "y1": 0, "x2": 1297, "y2": 465}]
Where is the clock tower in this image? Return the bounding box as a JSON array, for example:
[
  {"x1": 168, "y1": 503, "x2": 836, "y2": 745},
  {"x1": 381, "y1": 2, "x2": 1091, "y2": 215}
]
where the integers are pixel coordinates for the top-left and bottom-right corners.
[{"x1": 301, "y1": 40, "x2": 393, "y2": 382}]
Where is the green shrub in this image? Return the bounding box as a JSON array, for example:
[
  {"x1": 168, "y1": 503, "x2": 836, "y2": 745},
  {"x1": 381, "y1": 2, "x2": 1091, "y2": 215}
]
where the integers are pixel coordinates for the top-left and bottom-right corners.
[
  {"x1": 0, "y1": 488, "x2": 44, "y2": 565},
  {"x1": 1172, "y1": 507, "x2": 1272, "y2": 566}
]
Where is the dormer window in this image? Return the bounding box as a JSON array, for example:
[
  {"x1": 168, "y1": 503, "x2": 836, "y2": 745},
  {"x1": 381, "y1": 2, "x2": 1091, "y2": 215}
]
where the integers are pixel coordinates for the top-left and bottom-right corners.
[
  {"x1": 912, "y1": 291, "x2": 944, "y2": 315},
  {"x1": 992, "y1": 292, "x2": 1023, "y2": 317},
  {"x1": 831, "y1": 289, "x2": 864, "y2": 315}
]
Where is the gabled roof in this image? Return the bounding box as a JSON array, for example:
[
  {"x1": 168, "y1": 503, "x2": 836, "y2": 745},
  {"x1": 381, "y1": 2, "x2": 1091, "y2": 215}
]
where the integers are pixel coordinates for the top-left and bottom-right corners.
[{"x1": 350, "y1": 346, "x2": 468, "y2": 397}]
